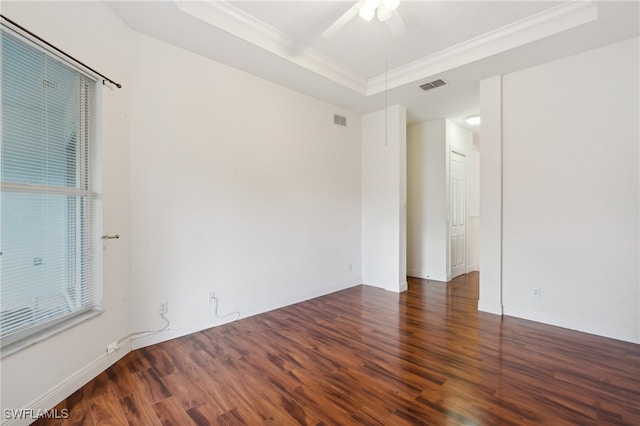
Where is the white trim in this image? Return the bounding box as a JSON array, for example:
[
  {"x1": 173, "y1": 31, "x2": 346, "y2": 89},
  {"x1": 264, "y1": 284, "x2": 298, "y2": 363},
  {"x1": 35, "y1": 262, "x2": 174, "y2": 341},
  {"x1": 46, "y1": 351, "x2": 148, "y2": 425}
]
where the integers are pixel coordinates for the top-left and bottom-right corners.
[
  {"x1": 447, "y1": 147, "x2": 468, "y2": 282},
  {"x1": 174, "y1": 0, "x2": 598, "y2": 97},
  {"x1": 132, "y1": 278, "x2": 361, "y2": 350},
  {"x1": 503, "y1": 304, "x2": 640, "y2": 345},
  {"x1": 406, "y1": 269, "x2": 427, "y2": 279},
  {"x1": 406, "y1": 269, "x2": 447, "y2": 282},
  {"x1": 0, "y1": 21, "x2": 100, "y2": 84},
  {"x1": 367, "y1": 0, "x2": 598, "y2": 94},
  {"x1": 175, "y1": 0, "x2": 367, "y2": 94},
  {"x1": 477, "y1": 300, "x2": 503, "y2": 316},
  {"x1": 466, "y1": 263, "x2": 479, "y2": 273},
  {"x1": 2, "y1": 344, "x2": 130, "y2": 426},
  {"x1": 1, "y1": 310, "x2": 103, "y2": 357},
  {"x1": 4, "y1": 278, "x2": 363, "y2": 424},
  {"x1": 383, "y1": 281, "x2": 408, "y2": 293}
]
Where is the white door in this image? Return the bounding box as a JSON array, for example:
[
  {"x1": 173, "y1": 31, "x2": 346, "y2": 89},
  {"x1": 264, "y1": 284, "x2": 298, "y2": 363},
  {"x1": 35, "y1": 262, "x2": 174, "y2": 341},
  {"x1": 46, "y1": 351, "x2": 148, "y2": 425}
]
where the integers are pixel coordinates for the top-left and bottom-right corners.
[{"x1": 450, "y1": 150, "x2": 466, "y2": 279}]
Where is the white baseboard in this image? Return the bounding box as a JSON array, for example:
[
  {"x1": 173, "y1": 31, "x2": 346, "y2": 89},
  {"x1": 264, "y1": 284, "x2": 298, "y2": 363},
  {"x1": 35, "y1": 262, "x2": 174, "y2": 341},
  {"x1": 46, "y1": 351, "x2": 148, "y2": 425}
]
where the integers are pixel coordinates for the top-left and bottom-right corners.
[
  {"x1": 4, "y1": 278, "x2": 363, "y2": 426},
  {"x1": 384, "y1": 281, "x2": 407, "y2": 293},
  {"x1": 3, "y1": 344, "x2": 131, "y2": 426},
  {"x1": 466, "y1": 263, "x2": 479, "y2": 273},
  {"x1": 477, "y1": 299, "x2": 503, "y2": 316},
  {"x1": 503, "y1": 304, "x2": 640, "y2": 344},
  {"x1": 406, "y1": 268, "x2": 426, "y2": 278},
  {"x1": 406, "y1": 269, "x2": 447, "y2": 282},
  {"x1": 132, "y1": 278, "x2": 362, "y2": 350}
]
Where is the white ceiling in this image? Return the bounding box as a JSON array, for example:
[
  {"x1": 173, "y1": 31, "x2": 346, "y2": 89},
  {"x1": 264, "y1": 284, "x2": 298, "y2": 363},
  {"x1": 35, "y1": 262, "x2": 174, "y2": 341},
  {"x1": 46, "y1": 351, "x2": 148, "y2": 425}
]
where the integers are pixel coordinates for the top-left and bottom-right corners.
[{"x1": 107, "y1": 1, "x2": 639, "y2": 127}]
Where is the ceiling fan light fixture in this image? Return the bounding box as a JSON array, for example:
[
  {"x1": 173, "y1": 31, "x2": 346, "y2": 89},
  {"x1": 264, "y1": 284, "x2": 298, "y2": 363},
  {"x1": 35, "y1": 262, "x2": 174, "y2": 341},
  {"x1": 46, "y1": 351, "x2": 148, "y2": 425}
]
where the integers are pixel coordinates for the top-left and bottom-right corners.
[
  {"x1": 377, "y1": 5, "x2": 393, "y2": 22},
  {"x1": 360, "y1": 0, "x2": 381, "y2": 21},
  {"x1": 359, "y1": 5, "x2": 376, "y2": 22},
  {"x1": 382, "y1": 0, "x2": 400, "y2": 12}
]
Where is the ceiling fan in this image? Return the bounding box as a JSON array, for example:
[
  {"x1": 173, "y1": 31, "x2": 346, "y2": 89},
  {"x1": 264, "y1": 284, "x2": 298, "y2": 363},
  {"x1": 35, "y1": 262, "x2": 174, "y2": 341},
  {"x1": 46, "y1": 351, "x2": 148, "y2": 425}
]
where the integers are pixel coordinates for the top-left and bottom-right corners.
[{"x1": 322, "y1": 0, "x2": 406, "y2": 38}]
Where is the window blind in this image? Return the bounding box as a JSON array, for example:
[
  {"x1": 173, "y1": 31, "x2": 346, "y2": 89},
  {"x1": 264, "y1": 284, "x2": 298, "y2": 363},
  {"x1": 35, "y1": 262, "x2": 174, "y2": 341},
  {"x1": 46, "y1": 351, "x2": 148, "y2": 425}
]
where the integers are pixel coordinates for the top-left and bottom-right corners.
[{"x1": 1, "y1": 27, "x2": 102, "y2": 348}]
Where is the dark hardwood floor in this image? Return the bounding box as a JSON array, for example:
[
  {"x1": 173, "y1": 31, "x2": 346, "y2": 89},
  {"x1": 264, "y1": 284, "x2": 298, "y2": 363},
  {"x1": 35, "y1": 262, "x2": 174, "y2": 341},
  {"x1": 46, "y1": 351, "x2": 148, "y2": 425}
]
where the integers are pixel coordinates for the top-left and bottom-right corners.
[{"x1": 34, "y1": 272, "x2": 640, "y2": 425}]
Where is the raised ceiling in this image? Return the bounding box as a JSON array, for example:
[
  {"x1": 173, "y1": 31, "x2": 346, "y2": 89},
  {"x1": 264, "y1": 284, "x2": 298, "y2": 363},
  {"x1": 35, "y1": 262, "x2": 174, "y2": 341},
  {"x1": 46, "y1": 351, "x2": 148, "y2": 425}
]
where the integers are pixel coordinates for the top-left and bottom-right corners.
[{"x1": 107, "y1": 1, "x2": 639, "y2": 125}]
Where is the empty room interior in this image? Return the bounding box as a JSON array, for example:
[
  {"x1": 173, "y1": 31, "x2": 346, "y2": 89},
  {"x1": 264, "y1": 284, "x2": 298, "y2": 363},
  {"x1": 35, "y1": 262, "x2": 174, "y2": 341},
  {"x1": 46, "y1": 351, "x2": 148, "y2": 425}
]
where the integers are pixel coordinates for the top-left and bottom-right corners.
[{"x1": 0, "y1": 0, "x2": 639, "y2": 425}]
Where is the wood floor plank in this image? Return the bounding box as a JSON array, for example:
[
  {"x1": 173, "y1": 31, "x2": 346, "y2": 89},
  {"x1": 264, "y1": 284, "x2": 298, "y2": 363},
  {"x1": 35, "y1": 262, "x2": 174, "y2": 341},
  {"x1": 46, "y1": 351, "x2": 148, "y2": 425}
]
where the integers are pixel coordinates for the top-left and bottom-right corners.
[
  {"x1": 64, "y1": 388, "x2": 95, "y2": 426},
  {"x1": 29, "y1": 399, "x2": 69, "y2": 426},
  {"x1": 152, "y1": 396, "x2": 197, "y2": 426},
  {"x1": 194, "y1": 351, "x2": 306, "y2": 424},
  {"x1": 139, "y1": 346, "x2": 178, "y2": 377},
  {"x1": 218, "y1": 407, "x2": 252, "y2": 426},
  {"x1": 83, "y1": 371, "x2": 111, "y2": 401},
  {"x1": 186, "y1": 350, "x2": 246, "y2": 413},
  {"x1": 88, "y1": 390, "x2": 128, "y2": 426},
  {"x1": 132, "y1": 367, "x2": 172, "y2": 404},
  {"x1": 106, "y1": 360, "x2": 139, "y2": 399},
  {"x1": 118, "y1": 350, "x2": 152, "y2": 376},
  {"x1": 185, "y1": 403, "x2": 228, "y2": 426},
  {"x1": 41, "y1": 273, "x2": 640, "y2": 425},
  {"x1": 118, "y1": 392, "x2": 162, "y2": 426},
  {"x1": 161, "y1": 371, "x2": 210, "y2": 411}
]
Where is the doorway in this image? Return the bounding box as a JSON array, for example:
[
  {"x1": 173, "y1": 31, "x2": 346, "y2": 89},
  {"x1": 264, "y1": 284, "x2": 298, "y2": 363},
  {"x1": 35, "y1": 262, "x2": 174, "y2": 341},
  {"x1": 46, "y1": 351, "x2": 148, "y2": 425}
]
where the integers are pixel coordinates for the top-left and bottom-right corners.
[{"x1": 449, "y1": 149, "x2": 467, "y2": 279}]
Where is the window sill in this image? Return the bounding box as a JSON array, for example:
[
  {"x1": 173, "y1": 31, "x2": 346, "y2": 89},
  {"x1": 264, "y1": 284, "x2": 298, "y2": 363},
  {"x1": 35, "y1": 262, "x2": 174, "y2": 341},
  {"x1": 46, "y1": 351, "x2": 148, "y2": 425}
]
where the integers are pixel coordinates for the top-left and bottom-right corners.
[{"x1": 1, "y1": 309, "x2": 104, "y2": 359}]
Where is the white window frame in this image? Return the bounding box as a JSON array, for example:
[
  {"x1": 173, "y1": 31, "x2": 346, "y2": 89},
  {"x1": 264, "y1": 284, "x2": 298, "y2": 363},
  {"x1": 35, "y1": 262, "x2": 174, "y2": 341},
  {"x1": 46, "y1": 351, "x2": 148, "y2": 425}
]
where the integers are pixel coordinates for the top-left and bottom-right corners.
[{"x1": 0, "y1": 22, "x2": 104, "y2": 357}]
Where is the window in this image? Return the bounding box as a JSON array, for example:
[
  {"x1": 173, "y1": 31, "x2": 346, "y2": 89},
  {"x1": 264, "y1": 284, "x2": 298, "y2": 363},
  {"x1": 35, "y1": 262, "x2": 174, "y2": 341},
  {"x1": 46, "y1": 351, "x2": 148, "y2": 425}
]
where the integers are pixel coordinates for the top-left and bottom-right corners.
[{"x1": 1, "y1": 26, "x2": 102, "y2": 352}]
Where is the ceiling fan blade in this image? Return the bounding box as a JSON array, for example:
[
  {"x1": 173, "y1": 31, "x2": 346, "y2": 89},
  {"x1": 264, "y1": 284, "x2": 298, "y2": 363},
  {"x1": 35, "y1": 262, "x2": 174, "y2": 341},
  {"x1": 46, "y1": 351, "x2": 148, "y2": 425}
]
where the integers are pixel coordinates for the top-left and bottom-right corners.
[
  {"x1": 322, "y1": 1, "x2": 364, "y2": 38},
  {"x1": 386, "y1": 11, "x2": 407, "y2": 36}
]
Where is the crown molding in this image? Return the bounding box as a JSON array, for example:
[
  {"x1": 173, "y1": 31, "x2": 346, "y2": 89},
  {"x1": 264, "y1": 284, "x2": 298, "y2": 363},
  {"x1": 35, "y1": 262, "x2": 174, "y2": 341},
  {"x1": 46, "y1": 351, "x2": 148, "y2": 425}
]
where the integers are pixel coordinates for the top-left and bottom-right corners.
[
  {"x1": 367, "y1": 1, "x2": 599, "y2": 94},
  {"x1": 176, "y1": 0, "x2": 598, "y2": 98},
  {"x1": 175, "y1": 0, "x2": 368, "y2": 95}
]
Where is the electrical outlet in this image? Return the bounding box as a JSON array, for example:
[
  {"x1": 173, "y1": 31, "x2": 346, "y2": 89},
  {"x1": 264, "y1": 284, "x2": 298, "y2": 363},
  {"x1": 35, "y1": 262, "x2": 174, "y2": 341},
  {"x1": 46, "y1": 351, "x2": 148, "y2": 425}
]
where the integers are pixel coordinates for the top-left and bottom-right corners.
[
  {"x1": 107, "y1": 342, "x2": 119, "y2": 354},
  {"x1": 160, "y1": 301, "x2": 168, "y2": 314},
  {"x1": 533, "y1": 288, "x2": 541, "y2": 298}
]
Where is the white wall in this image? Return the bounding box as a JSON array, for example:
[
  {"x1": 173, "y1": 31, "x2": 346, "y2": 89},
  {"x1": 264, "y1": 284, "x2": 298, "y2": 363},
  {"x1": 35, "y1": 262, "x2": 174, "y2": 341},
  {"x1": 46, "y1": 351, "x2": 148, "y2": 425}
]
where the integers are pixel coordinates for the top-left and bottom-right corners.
[
  {"x1": 406, "y1": 122, "x2": 424, "y2": 278},
  {"x1": 478, "y1": 76, "x2": 504, "y2": 315},
  {"x1": 1, "y1": 1, "x2": 133, "y2": 420},
  {"x1": 406, "y1": 119, "x2": 473, "y2": 282},
  {"x1": 467, "y1": 142, "x2": 480, "y2": 272},
  {"x1": 481, "y1": 37, "x2": 640, "y2": 343},
  {"x1": 129, "y1": 33, "x2": 363, "y2": 346},
  {"x1": 362, "y1": 105, "x2": 407, "y2": 292},
  {"x1": 1, "y1": 1, "x2": 363, "y2": 417},
  {"x1": 407, "y1": 120, "x2": 447, "y2": 281}
]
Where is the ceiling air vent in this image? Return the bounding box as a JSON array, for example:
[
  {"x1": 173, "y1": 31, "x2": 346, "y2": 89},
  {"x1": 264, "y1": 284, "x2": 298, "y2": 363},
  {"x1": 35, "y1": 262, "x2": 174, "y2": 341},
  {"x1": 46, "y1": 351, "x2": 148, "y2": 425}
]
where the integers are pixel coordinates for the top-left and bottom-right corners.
[
  {"x1": 334, "y1": 114, "x2": 347, "y2": 127},
  {"x1": 419, "y1": 79, "x2": 446, "y2": 91}
]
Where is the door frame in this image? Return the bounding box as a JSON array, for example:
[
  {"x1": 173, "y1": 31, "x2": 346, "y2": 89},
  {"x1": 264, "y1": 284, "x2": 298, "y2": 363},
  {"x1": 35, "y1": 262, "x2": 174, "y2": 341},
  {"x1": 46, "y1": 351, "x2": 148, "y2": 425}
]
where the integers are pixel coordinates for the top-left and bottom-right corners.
[{"x1": 447, "y1": 148, "x2": 467, "y2": 280}]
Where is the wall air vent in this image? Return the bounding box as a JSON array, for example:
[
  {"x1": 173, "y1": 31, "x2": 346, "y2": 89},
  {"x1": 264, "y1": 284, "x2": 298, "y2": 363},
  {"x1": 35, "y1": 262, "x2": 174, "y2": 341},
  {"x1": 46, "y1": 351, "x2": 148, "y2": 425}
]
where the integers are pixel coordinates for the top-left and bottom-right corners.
[
  {"x1": 333, "y1": 114, "x2": 347, "y2": 127},
  {"x1": 419, "y1": 79, "x2": 447, "y2": 91}
]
